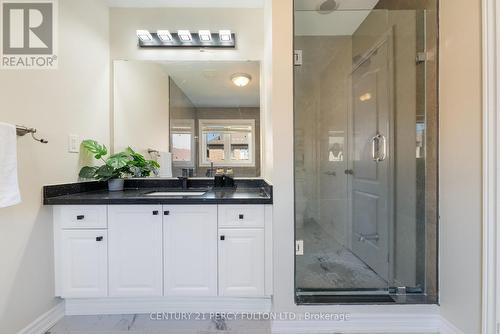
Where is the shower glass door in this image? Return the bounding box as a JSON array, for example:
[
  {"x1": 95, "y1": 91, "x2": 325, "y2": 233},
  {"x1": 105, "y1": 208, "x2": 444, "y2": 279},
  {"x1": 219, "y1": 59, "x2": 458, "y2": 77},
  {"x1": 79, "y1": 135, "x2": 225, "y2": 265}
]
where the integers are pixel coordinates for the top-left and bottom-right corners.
[{"x1": 294, "y1": 0, "x2": 438, "y2": 304}]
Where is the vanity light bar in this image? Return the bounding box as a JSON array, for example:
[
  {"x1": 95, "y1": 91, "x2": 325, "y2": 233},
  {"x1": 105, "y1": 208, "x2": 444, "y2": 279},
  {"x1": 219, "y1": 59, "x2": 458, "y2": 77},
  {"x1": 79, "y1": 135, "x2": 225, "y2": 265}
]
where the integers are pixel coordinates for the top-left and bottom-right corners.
[
  {"x1": 157, "y1": 30, "x2": 172, "y2": 42},
  {"x1": 136, "y1": 30, "x2": 153, "y2": 42},
  {"x1": 198, "y1": 30, "x2": 212, "y2": 42},
  {"x1": 177, "y1": 30, "x2": 192, "y2": 42},
  {"x1": 137, "y1": 29, "x2": 235, "y2": 48},
  {"x1": 219, "y1": 30, "x2": 232, "y2": 42}
]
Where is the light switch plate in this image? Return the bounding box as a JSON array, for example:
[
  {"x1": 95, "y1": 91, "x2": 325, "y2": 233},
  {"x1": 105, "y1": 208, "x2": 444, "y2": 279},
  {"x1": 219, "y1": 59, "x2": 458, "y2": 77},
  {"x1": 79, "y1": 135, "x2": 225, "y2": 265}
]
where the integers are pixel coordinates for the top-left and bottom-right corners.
[{"x1": 68, "y1": 134, "x2": 79, "y2": 153}]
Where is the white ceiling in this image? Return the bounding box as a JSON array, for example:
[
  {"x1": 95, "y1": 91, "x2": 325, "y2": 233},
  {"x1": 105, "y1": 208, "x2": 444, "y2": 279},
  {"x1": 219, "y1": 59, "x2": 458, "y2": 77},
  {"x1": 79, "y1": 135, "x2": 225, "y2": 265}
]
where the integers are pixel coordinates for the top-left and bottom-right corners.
[
  {"x1": 106, "y1": 0, "x2": 377, "y2": 36},
  {"x1": 294, "y1": 0, "x2": 379, "y2": 11},
  {"x1": 106, "y1": 0, "x2": 264, "y2": 8},
  {"x1": 294, "y1": 0, "x2": 379, "y2": 36},
  {"x1": 161, "y1": 61, "x2": 260, "y2": 108}
]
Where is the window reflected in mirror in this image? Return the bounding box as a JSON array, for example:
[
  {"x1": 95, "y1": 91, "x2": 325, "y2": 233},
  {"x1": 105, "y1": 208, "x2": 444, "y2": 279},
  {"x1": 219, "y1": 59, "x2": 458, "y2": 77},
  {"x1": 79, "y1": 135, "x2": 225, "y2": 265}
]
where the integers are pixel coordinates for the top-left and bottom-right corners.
[
  {"x1": 171, "y1": 120, "x2": 195, "y2": 166},
  {"x1": 200, "y1": 120, "x2": 255, "y2": 167},
  {"x1": 231, "y1": 133, "x2": 250, "y2": 161},
  {"x1": 205, "y1": 132, "x2": 225, "y2": 162}
]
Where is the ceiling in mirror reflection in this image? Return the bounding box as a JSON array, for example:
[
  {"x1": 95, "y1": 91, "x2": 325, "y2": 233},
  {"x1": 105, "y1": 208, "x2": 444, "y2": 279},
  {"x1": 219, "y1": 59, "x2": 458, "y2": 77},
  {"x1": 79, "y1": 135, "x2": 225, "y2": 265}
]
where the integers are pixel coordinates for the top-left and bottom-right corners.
[
  {"x1": 160, "y1": 61, "x2": 260, "y2": 108},
  {"x1": 294, "y1": 0, "x2": 379, "y2": 36},
  {"x1": 294, "y1": 0, "x2": 379, "y2": 11}
]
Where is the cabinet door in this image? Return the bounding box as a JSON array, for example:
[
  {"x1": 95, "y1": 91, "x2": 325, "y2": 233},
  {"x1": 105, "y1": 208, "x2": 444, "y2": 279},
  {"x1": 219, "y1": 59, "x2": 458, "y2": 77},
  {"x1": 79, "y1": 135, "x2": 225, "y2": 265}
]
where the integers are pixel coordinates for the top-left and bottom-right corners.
[
  {"x1": 60, "y1": 230, "x2": 107, "y2": 298},
  {"x1": 218, "y1": 228, "x2": 265, "y2": 297},
  {"x1": 108, "y1": 205, "x2": 163, "y2": 297},
  {"x1": 164, "y1": 205, "x2": 218, "y2": 296}
]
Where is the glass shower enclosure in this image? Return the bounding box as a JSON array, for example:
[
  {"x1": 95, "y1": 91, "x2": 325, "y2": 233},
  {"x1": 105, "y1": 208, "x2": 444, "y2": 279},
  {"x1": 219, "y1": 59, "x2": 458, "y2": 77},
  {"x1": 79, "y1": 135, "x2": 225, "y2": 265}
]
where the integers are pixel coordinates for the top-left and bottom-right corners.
[{"x1": 294, "y1": 0, "x2": 438, "y2": 304}]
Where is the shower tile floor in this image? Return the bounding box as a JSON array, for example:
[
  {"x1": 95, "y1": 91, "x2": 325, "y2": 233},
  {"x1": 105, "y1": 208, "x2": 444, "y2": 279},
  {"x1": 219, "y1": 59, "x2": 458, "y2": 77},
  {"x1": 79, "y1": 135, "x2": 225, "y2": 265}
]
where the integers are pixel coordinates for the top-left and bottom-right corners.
[{"x1": 296, "y1": 220, "x2": 387, "y2": 290}]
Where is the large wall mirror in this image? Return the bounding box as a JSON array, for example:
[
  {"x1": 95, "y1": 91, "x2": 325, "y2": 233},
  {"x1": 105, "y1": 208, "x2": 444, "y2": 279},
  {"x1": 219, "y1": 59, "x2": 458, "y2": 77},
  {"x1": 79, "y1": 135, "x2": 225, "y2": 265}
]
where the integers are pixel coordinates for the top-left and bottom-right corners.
[{"x1": 113, "y1": 60, "x2": 261, "y2": 178}]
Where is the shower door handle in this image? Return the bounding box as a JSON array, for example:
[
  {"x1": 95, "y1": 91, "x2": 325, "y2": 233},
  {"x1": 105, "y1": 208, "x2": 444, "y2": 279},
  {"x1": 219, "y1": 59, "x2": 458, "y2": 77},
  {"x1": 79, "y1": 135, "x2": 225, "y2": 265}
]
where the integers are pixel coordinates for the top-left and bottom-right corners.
[
  {"x1": 371, "y1": 134, "x2": 387, "y2": 162},
  {"x1": 371, "y1": 134, "x2": 379, "y2": 161},
  {"x1": 378, "y1": 134, "x2": 387, "y2": 162},
  {"x1": 359, "y1": 233, "x2": 380, "y2": 242}
]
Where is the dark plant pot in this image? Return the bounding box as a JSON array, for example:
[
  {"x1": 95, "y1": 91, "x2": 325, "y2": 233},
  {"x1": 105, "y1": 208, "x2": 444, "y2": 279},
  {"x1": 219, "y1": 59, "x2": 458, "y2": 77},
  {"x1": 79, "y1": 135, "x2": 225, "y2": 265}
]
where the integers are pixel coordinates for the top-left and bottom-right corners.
[{"x1": 108, "y1": 178, "x2": 125, "y2": 192}]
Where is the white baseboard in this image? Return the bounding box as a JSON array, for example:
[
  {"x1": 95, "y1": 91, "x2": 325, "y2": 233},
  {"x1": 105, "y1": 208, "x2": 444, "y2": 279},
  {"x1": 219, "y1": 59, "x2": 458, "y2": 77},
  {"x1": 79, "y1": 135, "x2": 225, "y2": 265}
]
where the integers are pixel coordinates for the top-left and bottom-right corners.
[
  {"x1": 440, "y1": 316, "x2": 465, "y2": 334},
  {"x1": 17, "y1": 301, "x2": 65, "y2": 334},
  {"x1": 65, "y1": 296, "x2": 272, "y2": 316}
]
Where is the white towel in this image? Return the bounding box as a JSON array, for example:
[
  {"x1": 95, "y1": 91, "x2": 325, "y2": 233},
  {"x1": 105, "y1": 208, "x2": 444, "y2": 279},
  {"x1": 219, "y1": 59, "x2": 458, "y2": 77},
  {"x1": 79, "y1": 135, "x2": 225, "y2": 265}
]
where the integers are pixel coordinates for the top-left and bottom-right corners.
[
  {"x1": 0, "y1": 123, "x2": 21, "y2": 208},
  {"x1": 158, "y1": 152, "x2": 172, "y2": 178}
]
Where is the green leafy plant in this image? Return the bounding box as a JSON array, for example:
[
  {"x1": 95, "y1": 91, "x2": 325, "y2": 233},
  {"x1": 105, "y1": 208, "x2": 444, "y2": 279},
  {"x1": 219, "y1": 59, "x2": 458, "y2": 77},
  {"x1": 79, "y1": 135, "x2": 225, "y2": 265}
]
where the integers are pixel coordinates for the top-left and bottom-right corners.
[
  {"x1": 124, "y1": 147, "x2": 160, "y2": 177},
  {"x1": 79, "y1": 140, "x2": 160, "y2": 181}
]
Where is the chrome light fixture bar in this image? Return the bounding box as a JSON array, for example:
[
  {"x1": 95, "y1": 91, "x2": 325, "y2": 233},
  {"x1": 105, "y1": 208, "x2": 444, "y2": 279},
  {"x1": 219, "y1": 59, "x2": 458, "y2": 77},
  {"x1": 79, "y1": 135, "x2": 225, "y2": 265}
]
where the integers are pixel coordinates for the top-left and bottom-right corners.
[{"x1": 137, "y1": 29, "x2": 236, "y2": 48}]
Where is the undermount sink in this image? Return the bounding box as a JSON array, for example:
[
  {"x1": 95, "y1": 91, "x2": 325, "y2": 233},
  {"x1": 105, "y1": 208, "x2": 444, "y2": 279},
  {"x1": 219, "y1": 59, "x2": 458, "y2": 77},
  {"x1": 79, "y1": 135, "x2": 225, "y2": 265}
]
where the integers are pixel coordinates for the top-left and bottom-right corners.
[{"x1": 144, "y1": 191, "x2": 207, "y2": 197}]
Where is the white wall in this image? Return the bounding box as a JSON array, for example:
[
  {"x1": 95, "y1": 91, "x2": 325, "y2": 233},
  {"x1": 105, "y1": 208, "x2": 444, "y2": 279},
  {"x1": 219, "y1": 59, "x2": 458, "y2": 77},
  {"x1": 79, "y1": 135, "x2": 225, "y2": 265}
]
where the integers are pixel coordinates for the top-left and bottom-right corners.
[
  {"x1": 439, "y1": 0, "x2": 483, "y2": 332},
  {"x1": 260, "y1": 0, "x2": 273, "y2": 181},
  {"x1": 267, "y1": 0, "x2": 295, "y2": 313},
  {"x1": 114, "y1": 61, "x2": 170, "y2": 155},
  {"x1": 110, "y1": 7, "x2": 263, "y2": 61},
  {"x1": 0, "y1": 0, "x2": 110, "y2": 333}
]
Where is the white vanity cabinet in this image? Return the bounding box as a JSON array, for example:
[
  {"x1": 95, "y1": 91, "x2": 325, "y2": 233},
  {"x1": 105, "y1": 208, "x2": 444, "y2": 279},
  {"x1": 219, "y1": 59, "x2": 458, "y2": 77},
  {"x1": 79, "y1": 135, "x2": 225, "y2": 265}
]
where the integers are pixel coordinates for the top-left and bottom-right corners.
[
  {"x1": 163, "y1": 205, "x2": 218, "y2": 296},
  {"x1": 108, "y1": 205, "x2": 163, "y2": 297},
  {"x1": 54, "y1": 206, "x2": 108, "y2": 298},
  {"x1": 59, "y1": 230, "x2": 108, "y2": 298},
  {"x1": 53, "y1": 203, "x2": 272, "y2": 301},
  {"x1": 218, "y1": 205, "x2": 266, "y2": 296},
  {"x1": 218, "y1": 228, "x2": 265, "y2": 296}
]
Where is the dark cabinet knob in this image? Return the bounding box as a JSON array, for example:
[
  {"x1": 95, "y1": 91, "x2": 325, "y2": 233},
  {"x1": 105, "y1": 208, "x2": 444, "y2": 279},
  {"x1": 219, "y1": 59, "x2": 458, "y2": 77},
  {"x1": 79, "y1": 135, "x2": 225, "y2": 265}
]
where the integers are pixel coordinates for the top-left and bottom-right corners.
[
  {"x1": 239, "y1": 214, "x2": 244, "y2": 220},
  {"x1": 96, "y1": 236, "x2": 103, "y2": 242},
  {"x1": 152, "y1": 210, "x2": 159, "y2": 215},
  {"x1": 76, "y1": 215, "x2": 85, "y2": 220},
  {"x1": 220, "y1": 235, "x2": 225, "y2": 241},
  {"x1": 164, "y1": 211, "x2": 170, "y2": 215}
]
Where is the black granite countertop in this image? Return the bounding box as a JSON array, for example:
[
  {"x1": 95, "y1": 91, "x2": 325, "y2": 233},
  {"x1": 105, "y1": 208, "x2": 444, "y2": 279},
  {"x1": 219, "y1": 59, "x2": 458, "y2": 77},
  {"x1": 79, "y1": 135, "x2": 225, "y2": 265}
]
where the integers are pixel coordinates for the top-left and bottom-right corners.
[{"x1": 43, "y1": 178, "x2": 273, "y2": 205}]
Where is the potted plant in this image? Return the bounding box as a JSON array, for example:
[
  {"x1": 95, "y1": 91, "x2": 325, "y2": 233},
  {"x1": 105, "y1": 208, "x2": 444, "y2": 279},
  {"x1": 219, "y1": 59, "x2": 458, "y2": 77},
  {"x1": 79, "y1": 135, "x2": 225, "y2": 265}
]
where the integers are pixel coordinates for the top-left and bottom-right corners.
[{"x1": 79, "y1": 140, "x2": 160, "y2": 191}]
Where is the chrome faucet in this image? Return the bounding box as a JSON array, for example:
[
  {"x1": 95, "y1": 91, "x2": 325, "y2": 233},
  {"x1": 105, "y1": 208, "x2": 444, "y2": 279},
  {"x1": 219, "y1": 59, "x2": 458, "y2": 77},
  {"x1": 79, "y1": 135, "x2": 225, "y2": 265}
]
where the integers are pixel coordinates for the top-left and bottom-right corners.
[{"x1": 206, "y1": 161, "x2": 215, "y2": 177}]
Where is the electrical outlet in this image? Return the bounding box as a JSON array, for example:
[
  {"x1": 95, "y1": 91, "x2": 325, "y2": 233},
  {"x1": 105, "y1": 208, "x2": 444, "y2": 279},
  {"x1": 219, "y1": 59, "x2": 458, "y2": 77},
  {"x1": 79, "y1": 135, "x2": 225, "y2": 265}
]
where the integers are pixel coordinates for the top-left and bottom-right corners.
[
  {"x1": 295, "y1": 240, "x2": 304, "y2": 255},
  {"x1": 68, "y1": 134, "x2": 79, "y2": 153}
]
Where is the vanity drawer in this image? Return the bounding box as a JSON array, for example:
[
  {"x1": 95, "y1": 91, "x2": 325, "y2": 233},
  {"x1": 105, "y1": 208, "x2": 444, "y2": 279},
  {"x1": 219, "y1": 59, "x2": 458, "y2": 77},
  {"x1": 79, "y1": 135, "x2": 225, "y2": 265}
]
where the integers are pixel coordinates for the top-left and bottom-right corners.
[
  {"x1": 218, "y1": 205, "x2": 265, "y2": 228},
  {"x1": 56, "y1": 206, "x2": 107, "y2": 229}
]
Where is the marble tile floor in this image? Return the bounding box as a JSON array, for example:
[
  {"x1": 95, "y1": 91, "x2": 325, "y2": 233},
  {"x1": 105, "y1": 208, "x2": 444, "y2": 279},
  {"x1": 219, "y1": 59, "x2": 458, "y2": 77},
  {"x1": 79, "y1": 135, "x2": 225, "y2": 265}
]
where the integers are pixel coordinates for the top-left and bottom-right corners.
[
  {"x1": 45, "y1": 314, "x2": 438, "y2": 334},
  {"x1": 46, "y1": 315, "x2": 439, "y2": 334},
  {"x1": 296, "y1": 219, "x2": 387, "y2": 291},
  {"x1": 47, "y1": 314, "x2": 271, "y2": 334}
]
